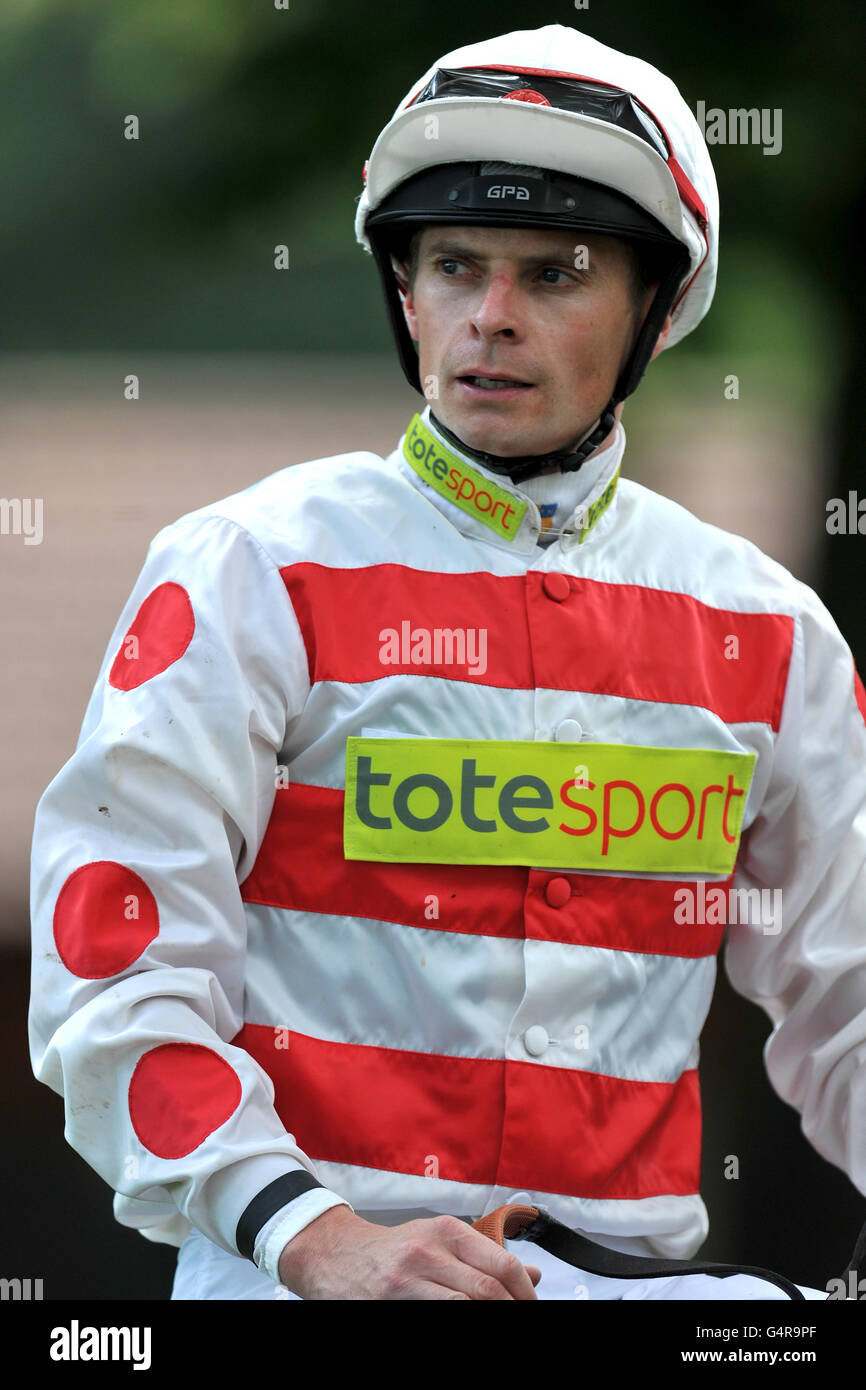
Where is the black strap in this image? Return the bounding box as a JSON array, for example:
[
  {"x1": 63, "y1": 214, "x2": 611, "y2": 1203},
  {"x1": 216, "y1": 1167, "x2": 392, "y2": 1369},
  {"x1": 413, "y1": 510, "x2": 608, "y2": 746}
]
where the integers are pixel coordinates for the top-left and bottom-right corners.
[
  {"x1": 510, "y1": 1210, "x2": 807, "y2": 1301},
  {"x1": 236, "y1": 1171, "x2": 324, "y2": 1262},
  {"x1": 429, "y1": 406, "x2": 617, "y2": 485}
]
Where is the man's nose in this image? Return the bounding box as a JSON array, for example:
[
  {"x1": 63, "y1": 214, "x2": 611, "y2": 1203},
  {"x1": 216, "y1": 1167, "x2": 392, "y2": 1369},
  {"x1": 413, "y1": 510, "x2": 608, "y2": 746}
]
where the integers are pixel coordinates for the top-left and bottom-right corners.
[{"x1": 470, "y1": 272, "x2": 523, "y2": 339}]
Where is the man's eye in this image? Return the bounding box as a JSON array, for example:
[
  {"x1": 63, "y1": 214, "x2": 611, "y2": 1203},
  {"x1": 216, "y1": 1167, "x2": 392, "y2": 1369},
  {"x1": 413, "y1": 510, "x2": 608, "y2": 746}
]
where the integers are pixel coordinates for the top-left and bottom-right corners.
[{"x1": 433, "y1": 260, "x2": 574, "y2": 282}]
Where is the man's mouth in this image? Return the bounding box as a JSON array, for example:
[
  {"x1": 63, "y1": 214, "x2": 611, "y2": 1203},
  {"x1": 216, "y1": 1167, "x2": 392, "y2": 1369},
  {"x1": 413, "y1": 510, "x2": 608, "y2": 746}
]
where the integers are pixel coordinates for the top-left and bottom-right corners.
[{"x1": 458, "y1": 374, "x2": 534, "y2": 392}]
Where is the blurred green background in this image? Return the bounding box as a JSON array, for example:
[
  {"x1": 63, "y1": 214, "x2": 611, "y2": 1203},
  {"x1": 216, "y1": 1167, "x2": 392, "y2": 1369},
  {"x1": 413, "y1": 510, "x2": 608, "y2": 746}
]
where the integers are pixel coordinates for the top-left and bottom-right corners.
[
  {"x1": 3, "y1": 0, "x2": 866, "y2": 1301},
  {"x1": 0, "y1": 0, "x2": 853, "y2": 383}
]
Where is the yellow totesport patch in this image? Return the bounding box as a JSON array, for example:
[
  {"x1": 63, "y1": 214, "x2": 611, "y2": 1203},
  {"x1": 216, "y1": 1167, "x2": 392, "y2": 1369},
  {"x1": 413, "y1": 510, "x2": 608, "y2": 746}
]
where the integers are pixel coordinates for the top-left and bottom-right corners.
[
  {"x1": 344, "y1": 738, "x2": 756, "y2": 874},
  {"x1": 578, "y1": 466, "x2": 620, "y2": 544},
  {"x1": 402, "y1": 414, "x2": 527, "y2": 540}
]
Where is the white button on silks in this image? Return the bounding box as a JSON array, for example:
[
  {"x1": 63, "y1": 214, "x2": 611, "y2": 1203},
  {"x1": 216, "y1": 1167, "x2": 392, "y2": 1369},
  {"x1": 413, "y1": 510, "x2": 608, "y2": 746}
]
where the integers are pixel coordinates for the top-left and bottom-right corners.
[
  {"x1": 555, "y1": 719, "x2": 583, "y2": 742},
  {"x1": 523, "y1": 1025, "x2": 549, "y2": 1057}
]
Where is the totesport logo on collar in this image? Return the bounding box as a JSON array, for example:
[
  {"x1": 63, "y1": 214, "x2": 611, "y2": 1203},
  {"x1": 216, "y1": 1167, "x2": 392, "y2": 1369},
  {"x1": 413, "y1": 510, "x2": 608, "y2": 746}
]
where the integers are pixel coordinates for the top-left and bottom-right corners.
[
  {"x1": 402, "y1": 413, "x2": 619, "y2": 543},
  {"x1": 402, "y1": 414, "x2": 527, "y2": 539},
  {"x1": 578, "y1": 467, "x2": 620, "y2": 545},
  {"x1": 344, "y1": 738, "x2": 756, "y2": 874}
]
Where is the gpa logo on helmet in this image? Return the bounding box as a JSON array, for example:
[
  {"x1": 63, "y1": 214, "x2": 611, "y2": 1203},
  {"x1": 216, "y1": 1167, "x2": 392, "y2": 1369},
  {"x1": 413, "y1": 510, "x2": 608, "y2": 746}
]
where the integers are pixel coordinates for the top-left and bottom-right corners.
[{"x1": 486, "y1": 185, "x2": 530, "y2": 200}]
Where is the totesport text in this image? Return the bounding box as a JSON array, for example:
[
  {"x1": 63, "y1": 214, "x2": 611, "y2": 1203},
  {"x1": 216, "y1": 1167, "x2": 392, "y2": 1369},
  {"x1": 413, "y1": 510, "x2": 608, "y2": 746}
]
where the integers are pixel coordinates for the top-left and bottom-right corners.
[
  {"x1": 402, "y1": 414, "x2": 527, "y2": 539},
  {"x1": 344, "y1": 738, "x2": 756, "y2": 875}
]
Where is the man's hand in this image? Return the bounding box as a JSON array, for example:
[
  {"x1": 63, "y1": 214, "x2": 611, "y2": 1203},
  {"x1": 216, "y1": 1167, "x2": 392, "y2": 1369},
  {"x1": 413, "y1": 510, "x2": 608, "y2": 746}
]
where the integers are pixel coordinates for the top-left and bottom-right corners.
[{"x1": 277, "y1": 1205, "x2": 542, "y2": 1300}]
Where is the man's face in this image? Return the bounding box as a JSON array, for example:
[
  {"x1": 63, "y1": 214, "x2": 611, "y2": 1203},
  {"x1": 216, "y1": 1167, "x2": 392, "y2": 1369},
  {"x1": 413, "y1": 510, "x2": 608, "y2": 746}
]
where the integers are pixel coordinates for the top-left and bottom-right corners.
[{"x1": 398, "y1": 225, "x2": 666, "y2": 459}]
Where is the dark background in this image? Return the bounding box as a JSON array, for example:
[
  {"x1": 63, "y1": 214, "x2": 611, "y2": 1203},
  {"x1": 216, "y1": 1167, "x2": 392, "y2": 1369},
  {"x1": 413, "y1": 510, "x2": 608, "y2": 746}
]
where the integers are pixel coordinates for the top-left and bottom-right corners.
[{"x1": 2, "y1": 0, "x2": 865, "y2": 1298}]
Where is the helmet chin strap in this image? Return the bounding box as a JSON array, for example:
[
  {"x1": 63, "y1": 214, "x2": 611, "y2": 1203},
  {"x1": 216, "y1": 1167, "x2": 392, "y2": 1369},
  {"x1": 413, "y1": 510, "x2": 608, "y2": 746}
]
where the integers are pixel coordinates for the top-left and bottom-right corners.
[{"x1": 429, "y1": 399, "x2": 618, "y2": 486}]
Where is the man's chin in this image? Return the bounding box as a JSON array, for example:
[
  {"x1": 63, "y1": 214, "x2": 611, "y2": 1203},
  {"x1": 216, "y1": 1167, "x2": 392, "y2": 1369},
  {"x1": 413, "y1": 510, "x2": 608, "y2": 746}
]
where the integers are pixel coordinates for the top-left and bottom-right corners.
[{"x1": 435, "y1": 399, "x2": 576, "y2": 460}]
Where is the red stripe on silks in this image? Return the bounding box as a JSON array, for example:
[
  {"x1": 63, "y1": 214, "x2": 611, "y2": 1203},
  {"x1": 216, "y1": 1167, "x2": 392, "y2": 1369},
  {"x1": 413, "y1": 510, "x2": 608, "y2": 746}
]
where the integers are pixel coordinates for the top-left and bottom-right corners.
[
  {"x1": 280, "y1": 563, "x2": 793, "y2": 725},
  {"x1": 242, "y1": 786, "x2": 727, "y2": 956},
  {"x1": 281, "y1": 562, "x2": 531, "y2": 687},
  {"x1": 525, "y1": 871, "x2": 729, "y2": 958},
  {"x1": 241, "y1": 783, "x2": 528, "y2": 939},
  {"x1": 233, "y1": 1025, "x2": 700, "y2": 1199},
  {"x1": 854, "y1": 667, "x2": 866, "y2": 728},
  {"x1": 235, "y1": 1025, "x2": 503, "y2": 1186},
  {"x1": 497, "y1": 1060, "x2": 701, "y2": 1199},
  {"x1": 526, "y1": 573, "x2": 794, "y2": 730}
]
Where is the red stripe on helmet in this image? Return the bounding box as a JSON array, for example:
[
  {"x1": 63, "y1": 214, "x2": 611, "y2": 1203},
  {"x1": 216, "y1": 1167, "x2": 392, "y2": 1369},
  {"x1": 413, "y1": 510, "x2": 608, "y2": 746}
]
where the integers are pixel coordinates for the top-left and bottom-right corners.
[{"x1": 854, "y1": 666, "x2": 866, "y2": 727}]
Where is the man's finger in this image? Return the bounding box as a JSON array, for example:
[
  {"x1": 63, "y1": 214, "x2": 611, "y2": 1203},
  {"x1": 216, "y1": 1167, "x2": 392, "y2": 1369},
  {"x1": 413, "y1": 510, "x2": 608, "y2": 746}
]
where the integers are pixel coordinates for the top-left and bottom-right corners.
[{"x1": 448, "y1": 1226, "x2": 541, "y2": 1300}]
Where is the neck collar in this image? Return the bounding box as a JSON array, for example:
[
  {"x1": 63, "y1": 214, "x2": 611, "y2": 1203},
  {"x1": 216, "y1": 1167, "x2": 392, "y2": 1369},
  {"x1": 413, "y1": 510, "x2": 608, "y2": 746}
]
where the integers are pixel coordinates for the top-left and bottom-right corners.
[
  {"x1": 395, "y1": 406, "x2": 625, "y2": 552},
  {"x1": 429, "y1": 402, "x2": 618, "y2": 485}
]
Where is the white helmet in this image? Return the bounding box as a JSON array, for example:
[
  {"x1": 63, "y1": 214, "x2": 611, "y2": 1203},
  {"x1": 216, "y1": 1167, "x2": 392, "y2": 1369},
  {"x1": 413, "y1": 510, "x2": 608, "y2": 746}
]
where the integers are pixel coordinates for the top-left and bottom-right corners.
[{"x1": 355, "y1": 24, "x2": 719, "y2": 478}]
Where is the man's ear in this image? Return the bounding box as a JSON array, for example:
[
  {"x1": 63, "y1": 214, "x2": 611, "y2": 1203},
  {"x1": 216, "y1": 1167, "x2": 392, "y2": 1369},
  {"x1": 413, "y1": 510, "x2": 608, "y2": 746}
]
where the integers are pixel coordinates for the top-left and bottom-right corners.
[{"x1": 391, "y1": 254, "x2": 418, "y2": 342}]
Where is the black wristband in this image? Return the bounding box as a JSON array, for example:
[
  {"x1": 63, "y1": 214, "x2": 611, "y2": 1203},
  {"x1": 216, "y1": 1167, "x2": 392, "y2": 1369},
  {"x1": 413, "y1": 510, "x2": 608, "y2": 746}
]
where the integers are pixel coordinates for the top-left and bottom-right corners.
[{"x1": 236, "y1": 1171, "x2": 324, "y2": 1262}]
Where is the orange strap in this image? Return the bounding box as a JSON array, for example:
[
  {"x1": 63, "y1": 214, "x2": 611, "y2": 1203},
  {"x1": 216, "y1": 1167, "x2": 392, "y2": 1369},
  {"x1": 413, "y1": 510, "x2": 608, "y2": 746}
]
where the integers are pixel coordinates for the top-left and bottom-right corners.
[{"x1": 471, "y1": 1204, "x2": 540, "y2": 1246}]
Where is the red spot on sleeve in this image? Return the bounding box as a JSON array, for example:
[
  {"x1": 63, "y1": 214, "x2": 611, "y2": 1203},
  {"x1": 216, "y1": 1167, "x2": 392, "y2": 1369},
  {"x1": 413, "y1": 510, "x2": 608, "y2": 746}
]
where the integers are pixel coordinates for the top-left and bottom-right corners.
[
  {"x1": 109, "y1": 582, "x2": 195, "y2": 690},
  {"x1": 129, "y1": 1044, "x2": 243, "y2": 1158},
  {"x1": 53, "y1": 861, "x2": 159, "y2": 978}
]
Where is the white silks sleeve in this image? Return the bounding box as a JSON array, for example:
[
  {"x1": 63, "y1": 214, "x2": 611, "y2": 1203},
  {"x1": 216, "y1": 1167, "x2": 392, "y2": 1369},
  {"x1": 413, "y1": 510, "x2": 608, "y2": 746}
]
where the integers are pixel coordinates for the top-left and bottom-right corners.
[
  {"x1": 28, "y1": 513, "x2": 351, "y2": 1278},
  {"x1": 725, "y1": 577, "x2": 866, "y2": 1198}
]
